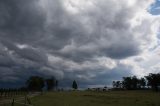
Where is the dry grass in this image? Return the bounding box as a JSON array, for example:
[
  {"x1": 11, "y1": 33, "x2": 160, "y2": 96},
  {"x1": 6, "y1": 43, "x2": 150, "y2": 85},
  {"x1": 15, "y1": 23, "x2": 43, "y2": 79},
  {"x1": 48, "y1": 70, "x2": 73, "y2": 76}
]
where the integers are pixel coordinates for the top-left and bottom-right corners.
[{"x1": 30, "y1": 90, "x2": 160, "y2": 106}]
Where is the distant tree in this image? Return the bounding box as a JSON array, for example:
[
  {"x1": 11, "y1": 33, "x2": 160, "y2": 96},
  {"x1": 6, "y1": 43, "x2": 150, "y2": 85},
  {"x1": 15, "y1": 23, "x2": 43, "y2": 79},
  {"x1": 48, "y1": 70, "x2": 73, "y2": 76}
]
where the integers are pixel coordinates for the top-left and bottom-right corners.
[
  {"x1": 26, "y1": 76, "x2": 44, "y2": 91},
  {"x1": 116, "y1": 81, "x2": 122, "y2": 88},
  {"x1": 72, "y1": 80, "x2": 78, "y2": 90},
  {"x1": 122, "y1": 77, "x2": 132, "y2": 90},
  {"x1": 55, "y1": 80, "x2": 58, "y2": 90},
  {"x1": 46, "y1": 77, "x2": 55, "y2": 91},
  {"x1": 139, "y1": 78, "x2": 146, "y2": 89},
  {"x1": 132, "y1": 76, "x2": 139, "y2": 89},
  {"x1": 145, "y1": 73, "x2": 160, "y2": 91},
  {"x1": 113, "y1": 81, "x2": 123, "y2": 89},
  {"x1": 122, "y1": 76, "x2": 142, "y2": 90},
  {"x1": 112, "y1": 81, "x2": 116, "y2": 88}
]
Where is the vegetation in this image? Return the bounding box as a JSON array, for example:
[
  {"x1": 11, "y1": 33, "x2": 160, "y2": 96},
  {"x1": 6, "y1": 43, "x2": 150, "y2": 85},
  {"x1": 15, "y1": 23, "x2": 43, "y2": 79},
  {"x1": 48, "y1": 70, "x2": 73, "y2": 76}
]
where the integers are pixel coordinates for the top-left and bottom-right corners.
[
  {"x1": 145, "y1": 73, "x2": 160, "y2": 91},
  {"x1": 46, "y1": 77, "x2": 58, "y2": 91},
  {"x1": 26, "y1": 76, "x2": 45, "y2": 91},
  {"x1": 26, "y1": 76, "x2": 58, "y2": 91},
  {"x1": 30, "y1": 91, "x2": 160, "y2": 106},
  {"x1": 72, "y1": 80, "x2": 78, "y2": 90},
  {"x1": 1, "y1": 73, "x2": 160, "y2": 106},
  {"x1": 113, "y1": 73, "x2": 160, "y2": 91}
]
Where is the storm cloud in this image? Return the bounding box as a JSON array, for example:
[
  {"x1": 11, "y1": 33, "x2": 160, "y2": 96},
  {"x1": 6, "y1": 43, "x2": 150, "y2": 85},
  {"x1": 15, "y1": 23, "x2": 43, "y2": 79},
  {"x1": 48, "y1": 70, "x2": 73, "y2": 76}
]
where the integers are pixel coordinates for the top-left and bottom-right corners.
[{"x1": 0, "y1": 0, "x2": 160, "y2": 88}]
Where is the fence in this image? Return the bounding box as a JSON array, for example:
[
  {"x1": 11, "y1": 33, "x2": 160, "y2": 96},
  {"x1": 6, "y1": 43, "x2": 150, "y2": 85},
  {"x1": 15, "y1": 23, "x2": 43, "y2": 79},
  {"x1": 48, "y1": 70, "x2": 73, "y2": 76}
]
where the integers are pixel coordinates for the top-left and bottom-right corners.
[
  {"x1": 0, "y1": 95, "x2": 33, "y2": 106},
  {"x1": 11, "y1": 96, "x2": 33, "y2": 106},
  {"x1": 0, "y1": 89, "x2": 28, "y2": 98}
]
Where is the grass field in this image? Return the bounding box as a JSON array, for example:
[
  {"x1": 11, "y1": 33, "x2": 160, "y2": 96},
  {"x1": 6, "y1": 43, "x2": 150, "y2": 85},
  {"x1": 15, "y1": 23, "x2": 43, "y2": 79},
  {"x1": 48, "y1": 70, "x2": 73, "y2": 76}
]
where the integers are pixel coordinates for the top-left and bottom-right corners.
[{"x1": 30, "y1": 90, "x2": 160, "y2": 106}]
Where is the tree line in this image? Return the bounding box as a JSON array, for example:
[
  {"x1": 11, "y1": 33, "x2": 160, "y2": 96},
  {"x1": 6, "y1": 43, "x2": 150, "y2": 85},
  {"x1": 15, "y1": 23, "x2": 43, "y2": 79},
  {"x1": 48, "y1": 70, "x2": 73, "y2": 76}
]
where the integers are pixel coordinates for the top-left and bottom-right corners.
[
  {"x1": 26, "y1": 76, "x2": 78, "y2": 91},
  {"x1": 1, "y1": 73, "x2": 160, "y2": 94},
  {"x1": 0, "y1": 76, "x2": 79, "y2": 96},
  {"x1": 26, "y1": 76, "x2": 58, "y2": 91},
  {"x1": 113, "y1": 73, "x2": 160, "y2": 91},
  {"x1": 0, "y1": 76, "x2": 58, "y2": 97}
]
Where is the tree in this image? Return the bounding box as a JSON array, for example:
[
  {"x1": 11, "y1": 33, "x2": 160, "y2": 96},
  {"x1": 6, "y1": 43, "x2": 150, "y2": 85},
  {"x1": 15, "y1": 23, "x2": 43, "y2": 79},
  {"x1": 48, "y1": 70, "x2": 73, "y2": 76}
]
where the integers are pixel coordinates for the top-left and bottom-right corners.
[
  {"x1": 113, "y1": 81, "x2": 122, "y2": 88},
  {"x1": 139, "y1": 78, "x2": 146, "y2": 89},
  {"x1": 132, "y1": 76, "x2": 139, "y2": 89},
  {"x1": 55, "y1": 80, "x2": 58, "y2": 90},
  {"x1": 72, "y1": 80, "x2": 78, "y2": 90},
  {"x1": 26, "y1": 76, "x2": 44, "y2": 91},
  {"x1": 46, "y1": 78, "x2": 55, "y2": 91},
  {"x1": 116, "y1": 81, "x2": 122, "y2": 88},
  {"x1": 122, "y1": 77, "x2": 132, "y2": 90},
  {"x1": 122, "y1": 76, "x2": 141, "y2": 90},
  {"x1": 145, "y1": 73, "x2": 160, "y2": 91},
  {"x1": 112, "y1": 81, "x2": 116, "y2": 88}
]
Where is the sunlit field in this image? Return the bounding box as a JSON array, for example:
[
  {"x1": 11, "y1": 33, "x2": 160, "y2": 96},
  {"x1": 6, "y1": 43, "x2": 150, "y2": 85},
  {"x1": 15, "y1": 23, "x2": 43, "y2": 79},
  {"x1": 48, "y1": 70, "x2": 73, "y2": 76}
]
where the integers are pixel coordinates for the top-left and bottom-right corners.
[{"x1": 30, "y1": 91, "x2": 160, "y2": 106}]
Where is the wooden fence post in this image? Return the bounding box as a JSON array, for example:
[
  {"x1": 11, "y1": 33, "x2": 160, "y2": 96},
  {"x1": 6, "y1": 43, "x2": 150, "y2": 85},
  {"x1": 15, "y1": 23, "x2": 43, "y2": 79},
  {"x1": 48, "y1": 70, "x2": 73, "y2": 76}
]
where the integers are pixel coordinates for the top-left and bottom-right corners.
[
  {"x1": 25, "y1": 95, "x2": 27, "y2": 105},
  {"x1": 11, "y1": 99, "x2": 14, "y2": 106},
  {"x1": 27, "y1": 97, "x2": 31, "y2": 104}
]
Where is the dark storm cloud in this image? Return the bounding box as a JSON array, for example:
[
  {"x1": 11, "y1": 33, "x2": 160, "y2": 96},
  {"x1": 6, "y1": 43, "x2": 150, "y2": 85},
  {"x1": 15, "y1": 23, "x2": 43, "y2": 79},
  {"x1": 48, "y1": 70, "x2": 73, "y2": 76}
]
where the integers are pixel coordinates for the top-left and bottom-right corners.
[
  {"x1": 0, "y1": 0, "x2": 158, "y2": 87},
  {"x1": 0, "y1": 0, "x2": 46, "y2": 43},
  {"x1": 0, "y1": 0, "x2": 139, "y2": 59},
  {"x1": 59, "y1": 63, "x2": 132, "y2": 88}
]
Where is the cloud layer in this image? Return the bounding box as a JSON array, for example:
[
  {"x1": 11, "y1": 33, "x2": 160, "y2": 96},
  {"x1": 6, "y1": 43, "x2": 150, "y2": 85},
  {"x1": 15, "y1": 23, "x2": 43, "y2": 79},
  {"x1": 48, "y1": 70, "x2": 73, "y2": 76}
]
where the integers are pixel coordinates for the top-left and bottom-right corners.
[{"x1": 0, "y1": 0, "x2": 160, "y2": 88}]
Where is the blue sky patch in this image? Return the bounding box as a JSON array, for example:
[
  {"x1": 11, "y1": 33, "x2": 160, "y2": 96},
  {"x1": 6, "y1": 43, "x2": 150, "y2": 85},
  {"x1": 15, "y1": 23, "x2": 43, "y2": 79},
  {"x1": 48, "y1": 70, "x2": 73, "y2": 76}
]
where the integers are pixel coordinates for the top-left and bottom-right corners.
[{"x1": 150, "y1": 0, "x2": 160, "y2": 15}]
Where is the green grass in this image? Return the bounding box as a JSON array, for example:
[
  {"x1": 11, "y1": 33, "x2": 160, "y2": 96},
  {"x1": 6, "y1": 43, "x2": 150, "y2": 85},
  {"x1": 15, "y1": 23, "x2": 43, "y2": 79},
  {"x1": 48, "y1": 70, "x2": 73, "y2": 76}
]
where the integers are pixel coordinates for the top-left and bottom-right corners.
[{"x1": 31, "y1": 91, "x2": 160, "y2": 106}]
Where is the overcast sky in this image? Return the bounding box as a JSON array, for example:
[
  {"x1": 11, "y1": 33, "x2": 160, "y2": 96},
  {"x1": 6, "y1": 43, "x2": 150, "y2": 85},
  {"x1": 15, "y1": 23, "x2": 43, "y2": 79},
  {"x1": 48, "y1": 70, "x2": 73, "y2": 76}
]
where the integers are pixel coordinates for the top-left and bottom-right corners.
[{"x1": 0, "y1": 0, "x2": 160, "y2": 88}]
